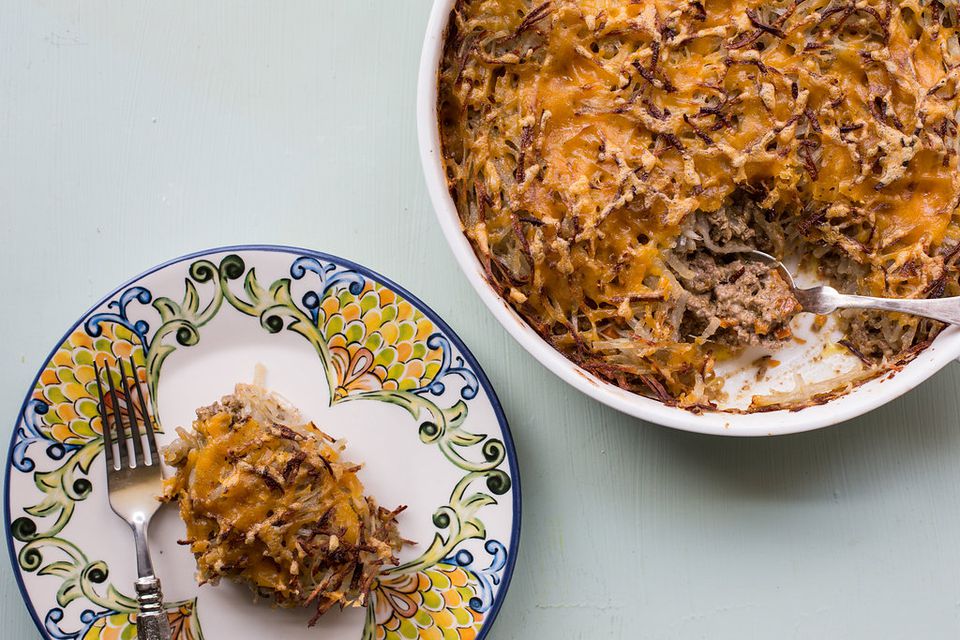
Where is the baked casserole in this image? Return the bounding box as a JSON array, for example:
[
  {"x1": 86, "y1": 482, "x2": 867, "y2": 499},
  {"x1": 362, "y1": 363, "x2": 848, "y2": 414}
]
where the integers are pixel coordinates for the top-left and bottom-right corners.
[
  {"x1": 438, "y1": 0, "x2": 960, "y2": 410},
  {"x1": 163, "y1": 383, "x2": 405, "y2": 624}
]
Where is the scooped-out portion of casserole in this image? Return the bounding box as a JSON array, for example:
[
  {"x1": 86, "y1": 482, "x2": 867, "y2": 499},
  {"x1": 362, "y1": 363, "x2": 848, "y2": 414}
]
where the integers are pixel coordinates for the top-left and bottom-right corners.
[
  {"x1": 162, "y1": 382, "x2": 406, "y2": 625},
  {"x1": 438, "y1": 0, "x2": 960, "y2": 410}
]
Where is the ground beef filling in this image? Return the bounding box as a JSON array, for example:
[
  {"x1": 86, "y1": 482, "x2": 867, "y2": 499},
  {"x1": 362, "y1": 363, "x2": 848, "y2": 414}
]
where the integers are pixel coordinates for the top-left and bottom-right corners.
[
  {"x1": 668, "y1": 195, "x2": 802, "y2": 348},
  {"x1": 677, "y1": 252, "x2": 802, "y2": 347},
  {"x1": 440, "y1": 0, "x2": 960, "y2": 408}
]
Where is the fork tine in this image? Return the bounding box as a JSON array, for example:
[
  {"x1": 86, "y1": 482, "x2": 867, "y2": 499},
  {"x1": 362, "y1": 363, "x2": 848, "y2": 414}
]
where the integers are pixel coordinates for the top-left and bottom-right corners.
[
  {"x1": 93, "y1": 360, "x2": 116, "y2": 472},
  {"x1": 104, "y1": 360, "x2": 130, "y2": 469},
  {"x1": 129, "y1": 356, "x2": 159, "y2": 465},
  {"x1": 118, "y1": 358, "x2": 146, "y2": 467}
]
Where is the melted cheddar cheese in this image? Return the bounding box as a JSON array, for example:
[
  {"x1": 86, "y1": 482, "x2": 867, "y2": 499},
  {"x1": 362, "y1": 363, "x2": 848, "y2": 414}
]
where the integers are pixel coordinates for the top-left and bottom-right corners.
[
  {"x1": 163, "y1": 388, "x2": 404, "y2": 620},
  {"x1": 439, "y1": 0, "x2": 960, "y2": 408}
]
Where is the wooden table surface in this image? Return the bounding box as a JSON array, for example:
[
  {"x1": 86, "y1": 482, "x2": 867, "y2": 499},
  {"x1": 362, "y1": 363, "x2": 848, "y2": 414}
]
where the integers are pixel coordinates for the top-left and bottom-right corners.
[{"x1": 3, "y1": 2, "x2": 960, "y2": 638}]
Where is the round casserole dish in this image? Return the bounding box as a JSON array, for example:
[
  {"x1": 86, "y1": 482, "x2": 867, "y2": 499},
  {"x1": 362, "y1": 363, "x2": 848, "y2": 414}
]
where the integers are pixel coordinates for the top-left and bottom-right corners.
[{"x1": 416, "y1": 0, "x2": 960, "y2": 436}]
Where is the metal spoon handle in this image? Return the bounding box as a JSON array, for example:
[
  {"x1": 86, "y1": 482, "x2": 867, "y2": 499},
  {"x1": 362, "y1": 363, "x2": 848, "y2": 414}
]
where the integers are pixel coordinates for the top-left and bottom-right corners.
[{"x1": 798, "y1": 286, "x2": 960, "y2": 325}]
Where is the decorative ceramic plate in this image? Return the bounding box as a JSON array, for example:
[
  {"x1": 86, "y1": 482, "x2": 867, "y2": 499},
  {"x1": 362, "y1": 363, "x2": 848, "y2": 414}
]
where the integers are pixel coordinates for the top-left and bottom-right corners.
[{"x1": 5, "y1": 246, "x2": 520, "y2": 640}]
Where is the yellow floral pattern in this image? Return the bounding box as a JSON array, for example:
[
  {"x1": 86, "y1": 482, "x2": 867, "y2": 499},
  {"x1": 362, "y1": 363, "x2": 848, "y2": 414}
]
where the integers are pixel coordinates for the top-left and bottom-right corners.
[
  {"x1": 318, "y1": 281, "x2": 443, "y2": 398},
  {"x1": 373, "y1": 566, "x2": 483, "y2": 640},
  {"x1": 12, "y1": 251, "x2": 514, "y2": 640},
  {"x1": 31, "y1": 323, "x2": 146, "y2": 446},
  {"x1": 81, "y1": 602, "x2": 199, "y2": 640}
]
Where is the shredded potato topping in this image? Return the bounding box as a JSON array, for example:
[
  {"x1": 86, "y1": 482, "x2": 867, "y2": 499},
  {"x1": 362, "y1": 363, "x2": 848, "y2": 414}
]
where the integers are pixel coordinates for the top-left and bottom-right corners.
[
  {"x1": 438, "y1": 0, "x2": 960, "y2": 409},
  {"x1": 163, "y1": 383, "x2": 405, "y2": 624}
]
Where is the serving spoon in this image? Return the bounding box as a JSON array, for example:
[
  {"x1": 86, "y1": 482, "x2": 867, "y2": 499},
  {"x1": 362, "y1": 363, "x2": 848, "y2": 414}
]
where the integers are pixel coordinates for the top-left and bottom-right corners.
[{"x1": 745, "y1": 249, "x2": 960, "y2": 325}]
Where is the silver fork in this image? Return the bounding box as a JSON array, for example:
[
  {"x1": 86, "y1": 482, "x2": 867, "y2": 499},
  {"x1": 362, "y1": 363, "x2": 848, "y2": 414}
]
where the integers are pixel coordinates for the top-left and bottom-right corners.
[{"x1": 94, "y1": 357, "x2": 172, "y2": 640}]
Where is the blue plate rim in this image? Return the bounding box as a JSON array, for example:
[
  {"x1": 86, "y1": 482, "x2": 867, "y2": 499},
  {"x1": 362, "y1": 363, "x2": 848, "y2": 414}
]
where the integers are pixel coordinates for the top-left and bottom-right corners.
[{"x1": 4, "y1": 243, "x2": 522, "y2": 640}]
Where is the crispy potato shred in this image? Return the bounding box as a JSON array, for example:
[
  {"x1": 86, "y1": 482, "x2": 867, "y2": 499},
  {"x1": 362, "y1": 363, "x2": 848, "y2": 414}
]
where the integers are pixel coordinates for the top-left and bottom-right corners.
[
  {"x1": 438, "y1": 0, "x2": 960, "y2": 410},
  {"x1": 162, "y1": 383, "x2": 405, "y2": 625}
]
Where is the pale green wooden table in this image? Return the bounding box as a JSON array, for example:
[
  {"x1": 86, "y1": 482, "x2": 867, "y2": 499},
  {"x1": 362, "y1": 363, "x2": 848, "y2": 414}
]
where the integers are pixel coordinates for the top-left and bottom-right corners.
[{"x1": 4, "y1": 2, "x2": 960, "y2": 638}]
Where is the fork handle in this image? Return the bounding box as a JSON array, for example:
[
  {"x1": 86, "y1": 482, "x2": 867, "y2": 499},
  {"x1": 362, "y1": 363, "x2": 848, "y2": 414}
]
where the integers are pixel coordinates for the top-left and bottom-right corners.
[
  {"x1": 131, "y1": 519, "x2": 170, "y2": 639},
  {"x1": 135, "y1": 576, "x2": 172, "y2": 640}
]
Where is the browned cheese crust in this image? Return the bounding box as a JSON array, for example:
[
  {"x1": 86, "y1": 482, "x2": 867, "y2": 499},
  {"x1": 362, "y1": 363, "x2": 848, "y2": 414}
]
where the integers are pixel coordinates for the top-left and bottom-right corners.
[
  {"x1": 438, "y1": 0, "x2": 960, "y2": 410},
  {"x1": 163, "y1": 385, "x2": 406, "y2": 624}
]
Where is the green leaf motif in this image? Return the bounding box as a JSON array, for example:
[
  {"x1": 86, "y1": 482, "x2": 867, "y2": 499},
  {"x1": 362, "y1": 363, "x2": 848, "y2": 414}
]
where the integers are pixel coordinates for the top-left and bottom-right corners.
[{"x1": 12, "y1": 252, "x2": 511, "y2": 640}]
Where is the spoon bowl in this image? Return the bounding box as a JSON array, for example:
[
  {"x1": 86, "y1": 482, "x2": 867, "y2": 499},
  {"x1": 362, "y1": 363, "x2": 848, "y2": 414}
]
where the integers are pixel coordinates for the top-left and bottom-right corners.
[{"x1": 742, "y1": 249, "x2": 960, "y2": 323}]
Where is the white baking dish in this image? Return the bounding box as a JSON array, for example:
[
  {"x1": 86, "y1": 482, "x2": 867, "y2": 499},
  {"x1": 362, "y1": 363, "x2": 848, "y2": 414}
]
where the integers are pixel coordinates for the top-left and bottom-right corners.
[{"x1": 416, "y1": 0, "x2": 960, "y2": 436}]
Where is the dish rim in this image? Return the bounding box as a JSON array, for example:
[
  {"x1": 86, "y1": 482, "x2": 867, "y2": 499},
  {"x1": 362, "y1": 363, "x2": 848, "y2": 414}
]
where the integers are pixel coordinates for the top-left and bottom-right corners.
[
  {"x1": 4, "y1": 243, "x2": 522, "y2": 639},
  {"x1": 415, "y1": 0, "x2": 960, "y2": 436}
]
